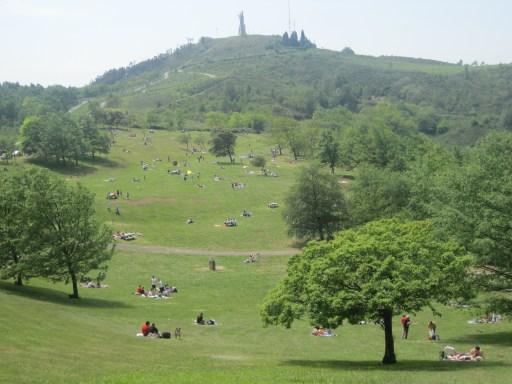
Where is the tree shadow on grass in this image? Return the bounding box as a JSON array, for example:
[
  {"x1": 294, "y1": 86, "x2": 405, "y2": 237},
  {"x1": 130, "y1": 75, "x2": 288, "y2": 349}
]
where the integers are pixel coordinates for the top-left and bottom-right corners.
[
  {"x1": 80, "y1": 156, "x2": 122, "y2": 169},
  {"x1": 282, "y1": 359, "x2": 509, "y2": 372},
  {"x1": 0, "y1": 281, "x2": 131, "y2": 309},
  {"x1": 448, "y1": 331, "x2": 512, "y2": 347},
  {"x1": 27, "y1": 156, "x2": 122, "y2": 177},
  {"x1": 27, "y1": 159, "x2": 97, "y2": 176}
]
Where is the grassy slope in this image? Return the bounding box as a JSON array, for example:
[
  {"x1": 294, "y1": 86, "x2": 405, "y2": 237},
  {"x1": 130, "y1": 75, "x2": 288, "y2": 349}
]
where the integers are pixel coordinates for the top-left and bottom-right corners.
[
  {"x1": 26, "y1": 130, "x2": 301, "y2": 251},
  {"x1": 1, "y1": 252, "x2": 511, "y2": 384},
  {"x1": 79, "y1": 35, "x2": 467, "y2": 116}
]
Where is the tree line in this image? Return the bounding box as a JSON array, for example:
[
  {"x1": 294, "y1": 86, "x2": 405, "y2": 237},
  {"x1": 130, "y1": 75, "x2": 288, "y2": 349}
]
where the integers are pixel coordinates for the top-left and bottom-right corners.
[{"x1": 20, "y1": 113, "x2": 111, "y2": 165}]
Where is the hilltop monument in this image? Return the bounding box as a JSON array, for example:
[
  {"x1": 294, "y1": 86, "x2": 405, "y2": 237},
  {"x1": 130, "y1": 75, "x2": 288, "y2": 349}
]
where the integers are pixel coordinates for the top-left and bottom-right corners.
[{"x1": 238, "y1": 12, "x2": 247, "y2": 36}]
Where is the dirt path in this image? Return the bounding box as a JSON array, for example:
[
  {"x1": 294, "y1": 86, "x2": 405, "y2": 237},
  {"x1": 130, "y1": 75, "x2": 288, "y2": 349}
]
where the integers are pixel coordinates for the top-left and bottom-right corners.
[{"x1": 115, "y1": 243, "x2": 300, "y2": 257}]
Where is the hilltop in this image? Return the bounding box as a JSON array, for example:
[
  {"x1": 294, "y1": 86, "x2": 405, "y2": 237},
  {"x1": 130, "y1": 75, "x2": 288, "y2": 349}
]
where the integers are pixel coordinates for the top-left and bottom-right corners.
[
  {"x1": 75, "y1": 34, "x2": 512, "y2": 145},
  {"x1": 3, "y1": 34, "x2": 512, "y2": 146}
]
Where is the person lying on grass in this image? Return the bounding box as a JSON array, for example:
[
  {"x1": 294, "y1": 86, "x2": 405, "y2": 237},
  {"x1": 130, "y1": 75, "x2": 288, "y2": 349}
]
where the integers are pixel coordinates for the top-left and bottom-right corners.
[
  {"x1": 311, "y1": 326, "x2": 334, "y2": 337},
  {"x1": 441, "y1": 345, "x2": 484, "y2": 361}
]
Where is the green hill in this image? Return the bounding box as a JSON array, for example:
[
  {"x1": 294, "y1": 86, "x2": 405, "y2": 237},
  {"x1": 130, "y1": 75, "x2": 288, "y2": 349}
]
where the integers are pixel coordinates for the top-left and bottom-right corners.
[
  {"x1": 76, "y1": 34, "x2": 512, "y2": 145},
  {"x1": 3, "y1": 34, "x2": 512, "y2": 147}
]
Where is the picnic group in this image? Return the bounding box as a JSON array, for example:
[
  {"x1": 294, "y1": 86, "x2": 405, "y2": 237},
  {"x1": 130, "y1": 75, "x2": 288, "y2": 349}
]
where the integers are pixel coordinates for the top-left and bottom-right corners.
[{"x1": 135, "y1": 275, "x2": 178, "y2": 298}]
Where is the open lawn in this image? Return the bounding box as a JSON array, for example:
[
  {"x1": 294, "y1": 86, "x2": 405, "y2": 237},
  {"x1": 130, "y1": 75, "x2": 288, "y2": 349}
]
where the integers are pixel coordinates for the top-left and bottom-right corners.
[
  {"x1": 1, "y1": 251, "x2": 511, "y2": 384},
  {"x1": 26, "y1": 130, "x2": 309, "y2": 251}
]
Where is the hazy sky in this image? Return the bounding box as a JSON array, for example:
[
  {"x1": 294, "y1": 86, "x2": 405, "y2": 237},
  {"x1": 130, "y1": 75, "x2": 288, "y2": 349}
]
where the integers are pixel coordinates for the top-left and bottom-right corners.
[{"x1": 1, "y1": 0, "x2": 511, "y2": 87}]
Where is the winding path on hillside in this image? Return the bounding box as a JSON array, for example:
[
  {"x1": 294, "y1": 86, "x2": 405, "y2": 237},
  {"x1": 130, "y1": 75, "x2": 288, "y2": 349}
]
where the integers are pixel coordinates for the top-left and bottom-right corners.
[{"x1": 115, "y1": 243, "x2": 300, "y2": 257}]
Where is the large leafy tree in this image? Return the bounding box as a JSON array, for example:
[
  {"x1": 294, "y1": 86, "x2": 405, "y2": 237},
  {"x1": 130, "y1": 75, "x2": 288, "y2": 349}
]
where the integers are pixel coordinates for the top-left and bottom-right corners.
[
  {"x1": 209, "y1": 130, "x2": 237, "y2": 163},
  {"x1": 262, "y1": 219, "x2": 472, "y2": 364},
  {"x1": 283, "y1": 164, "x2": 349, "y2": 240},
  {"x1": 29, "y1": 172, "x2": 114, "y2": 298}
]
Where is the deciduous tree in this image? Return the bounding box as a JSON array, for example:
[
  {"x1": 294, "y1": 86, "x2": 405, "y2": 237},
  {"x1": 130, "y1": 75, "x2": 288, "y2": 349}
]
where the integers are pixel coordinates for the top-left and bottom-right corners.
[
  {"x1": 209, "y1": 131, "x2": 237, "y2": 163},
  {"x1": 283, "y1": 164, "x2": 349, "y2": 240},
  {"x1": 262, "y1": 219, "x2": 472, "y2": 364},
  {"x1": 29, "y1": 172, "x2": 114, "y2": 298}
]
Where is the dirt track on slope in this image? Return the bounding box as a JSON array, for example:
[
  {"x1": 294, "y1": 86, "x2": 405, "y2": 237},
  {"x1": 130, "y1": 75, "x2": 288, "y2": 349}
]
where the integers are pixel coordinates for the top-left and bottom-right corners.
[{"x1": 115, "y1": 243, "x2": 300, "y2": 257}]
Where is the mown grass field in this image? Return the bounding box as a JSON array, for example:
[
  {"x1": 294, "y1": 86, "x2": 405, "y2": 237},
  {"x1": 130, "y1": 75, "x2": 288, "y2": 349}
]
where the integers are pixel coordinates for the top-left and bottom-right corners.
[
  {"x1": 2, "y1": 129, "x2": 511, "y2": 384},
  {"x1": 32, "y1": 130, "x2": 306, "y2": 251},
  {"x1": 1, "y1": 251, "x2": 511, "y2": 384}
]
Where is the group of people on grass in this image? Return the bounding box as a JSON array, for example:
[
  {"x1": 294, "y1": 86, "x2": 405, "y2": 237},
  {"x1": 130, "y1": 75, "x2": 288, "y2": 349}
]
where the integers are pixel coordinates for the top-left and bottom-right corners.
[
  {"x1": 243, "y1": 253, "x2": 258, "y2": 263},
  {"x1": 140, "y1": 321, "x2": 161, "y2": 337},
  {"x1": 139, "y1": 321, "x2": 182, "y2": 339},
  {"x1": 224, "y1": 218, "x2": 237, "y2": 227},
  {"x1": 400, "y1": 314, "x2": 439, "y2": 341},
  {"x1": 135, "y1": 275, "x2": 178, "y2": 298}
]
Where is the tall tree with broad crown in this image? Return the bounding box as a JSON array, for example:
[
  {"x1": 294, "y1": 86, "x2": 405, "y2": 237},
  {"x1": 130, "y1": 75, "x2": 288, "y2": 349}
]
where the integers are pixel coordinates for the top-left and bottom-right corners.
[
  {"x1": 209, "y1": 130, "x2": 237, "y2": 163},
  {"x1": 262, "y1": 219, "x2": 472, "y2": 364},
  {"x1": 29, "y1": 171, "x2": 114, "y2": 298}
]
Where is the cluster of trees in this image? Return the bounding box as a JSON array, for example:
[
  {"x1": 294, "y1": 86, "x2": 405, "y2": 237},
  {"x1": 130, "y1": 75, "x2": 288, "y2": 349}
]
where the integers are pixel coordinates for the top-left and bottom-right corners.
[
  {"x1": 0, "y1": 170, "x2": 113, "y2": 298},
  {"x1": 281, "y1": 30, "x2": 315, "y2": 49},
  {"x1": 0, "y1": 82, "x2": 79, "y2": 151},
  {"x1": 20, "y1": 113, "x2": 111, "y2": 165},
  {"x1": 205, "y1": 111, "x2": 266, "y2": 133},
  {"x1": 263, "y1": 126, "x2": 512, "y2": 364}
]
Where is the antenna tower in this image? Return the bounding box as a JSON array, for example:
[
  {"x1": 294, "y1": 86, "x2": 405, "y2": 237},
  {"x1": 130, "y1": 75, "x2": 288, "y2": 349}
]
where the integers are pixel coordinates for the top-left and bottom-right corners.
[{"x1": 288, "y1": 0, "x2": 291, "y2": 33}]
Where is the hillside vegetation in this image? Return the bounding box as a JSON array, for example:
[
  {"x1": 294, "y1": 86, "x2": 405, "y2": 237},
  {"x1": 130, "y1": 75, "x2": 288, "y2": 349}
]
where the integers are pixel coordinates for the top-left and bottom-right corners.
[{"x1": 82, "y1": 35, "x2": 512, "y2": 145}]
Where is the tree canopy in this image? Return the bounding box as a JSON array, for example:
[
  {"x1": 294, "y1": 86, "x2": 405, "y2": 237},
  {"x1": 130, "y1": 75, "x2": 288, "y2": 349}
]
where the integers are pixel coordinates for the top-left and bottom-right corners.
[
  {"x1": 209, "y1": 131, "x2": 237, "y2": 163},
  {"x1": 282, "y1": 164, "x2": 349, "y2": 240},
  {"x1": 261, "y1": 219, "x2": 472, "y2": 364},
  {"x1": 0, "y1": 170, "x2": 113, "y2": 298}
]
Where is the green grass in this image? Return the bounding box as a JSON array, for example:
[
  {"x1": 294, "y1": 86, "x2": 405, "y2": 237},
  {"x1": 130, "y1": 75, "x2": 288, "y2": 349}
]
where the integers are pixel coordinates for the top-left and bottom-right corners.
[
  {"x1": 17, "y1": 130, "x2": 304, "y2": 251},
  {"x1": 1, "y1": 251, "x2": 511, "y2": 384},
  {"x1": 82, "y1": 130, "x2": 302, "y2": 250}
]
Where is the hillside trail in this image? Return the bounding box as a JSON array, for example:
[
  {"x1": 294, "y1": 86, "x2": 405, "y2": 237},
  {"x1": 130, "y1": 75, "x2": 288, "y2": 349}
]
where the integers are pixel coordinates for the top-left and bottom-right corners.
[{"x1": 115, "y1": 242, "x2": 300, "y2": 257}]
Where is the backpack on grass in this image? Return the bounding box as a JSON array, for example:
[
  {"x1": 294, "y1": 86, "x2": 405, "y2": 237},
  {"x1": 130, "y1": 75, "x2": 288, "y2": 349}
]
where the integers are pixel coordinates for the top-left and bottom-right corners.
[{"x1": 161, "y1": 331, "x2": 171, "y2": 339}]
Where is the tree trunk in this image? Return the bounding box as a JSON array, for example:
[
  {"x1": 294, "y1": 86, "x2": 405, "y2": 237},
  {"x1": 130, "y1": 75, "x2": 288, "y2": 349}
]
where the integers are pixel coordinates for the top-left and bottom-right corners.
[
  {"x1": 330, "y1": 164, "x2": 335, "y2": 175},
  {"x1": 228, "y1": 151, "x2": 234, "y2": 164},
  {"x1": 278, "y1": 145, "x2": 282, "y2": 155},
  {"x1": 69, "y1": 272, "x2": 80, "y2": 299},
  {"x1": 382, "y1": 308, "x2": 397, "y2": 364},
  {"x1": 15, "y1": 272, "x2": 23, "y2": 286}
]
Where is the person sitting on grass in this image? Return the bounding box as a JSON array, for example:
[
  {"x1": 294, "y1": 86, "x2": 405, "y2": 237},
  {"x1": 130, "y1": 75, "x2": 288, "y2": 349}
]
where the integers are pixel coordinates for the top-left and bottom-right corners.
[
  {"x1": 141, "y1": 321, "x2": 151, "y2": 336},
  {"x1": 149, "y1": 323, "x2": 160, "y2": 337},
  {"x1": 470, "y1": 346, "x2": 484, "y2": 360},
  {"x1": 196, "y1": 312, "x2": 205, "y2": 325}
]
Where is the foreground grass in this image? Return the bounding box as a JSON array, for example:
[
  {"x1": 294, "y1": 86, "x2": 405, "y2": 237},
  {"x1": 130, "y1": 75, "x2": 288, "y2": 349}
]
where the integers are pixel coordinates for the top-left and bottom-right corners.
[{"x1": 1, "y1": 251, "x2": 511, "y2": 384}]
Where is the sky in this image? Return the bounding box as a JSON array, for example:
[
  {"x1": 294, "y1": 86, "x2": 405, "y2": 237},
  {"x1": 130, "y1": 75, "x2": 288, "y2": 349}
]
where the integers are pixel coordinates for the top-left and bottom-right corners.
[{"x1": 1, "y1": 0, "x2": 511, "y2": 87}]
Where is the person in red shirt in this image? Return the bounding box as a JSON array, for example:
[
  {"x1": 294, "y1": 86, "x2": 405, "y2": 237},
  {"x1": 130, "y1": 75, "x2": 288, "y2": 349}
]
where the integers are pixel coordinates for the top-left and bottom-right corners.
[
  {"x1": 141, "y1": 321, "x2": 151, "y2": 336},
  {"x1": 400, "y1": 315, "x2": 411, "y2": 339}
]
